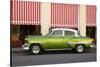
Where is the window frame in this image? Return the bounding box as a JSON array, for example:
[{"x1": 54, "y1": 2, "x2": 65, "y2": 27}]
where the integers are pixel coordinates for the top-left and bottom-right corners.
[
  {"x1": 50, "y1": 30, "x2": 63, "y2": 36},
  {"x1": 64, "y1": 30, "x2": 75, "y2": 36}
]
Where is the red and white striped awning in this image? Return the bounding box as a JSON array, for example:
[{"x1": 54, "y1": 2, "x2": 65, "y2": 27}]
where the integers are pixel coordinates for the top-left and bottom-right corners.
[
  {"x1": 10, "y1": 0, "x2": 40, "y2": 25},
  {"x1": 86, "y1": 5, "x2": 96, "y2": 27},
  {"x1": 10, "y1": 1, "x2": 96, "y2": 27},
  {"x1": 51, "y1": 3, "x2": 78, "y2": 28}
]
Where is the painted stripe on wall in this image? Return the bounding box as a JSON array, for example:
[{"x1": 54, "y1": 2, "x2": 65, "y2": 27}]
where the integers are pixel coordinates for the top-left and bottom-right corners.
[
  {"x1": 10, "y1": 0, "x2": 40, "y2": 25},
  {"x1": 87, "y1": 5, "x2": 96, "y2": 27},
  {"x1": 51, "y1": 3, "x2": 78, "y2": 28}
]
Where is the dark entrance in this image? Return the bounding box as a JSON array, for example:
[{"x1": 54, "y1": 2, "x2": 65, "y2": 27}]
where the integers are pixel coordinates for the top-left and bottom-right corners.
[
  {"x1": 19, "y1": 25, "x2": 41, "y2": 44},
  {"x1": 86, "y1": 27, "x2": 96, "y2": 44},
  {"x1": 11, "y1": 25, "x2": 41, "y2": 48}
]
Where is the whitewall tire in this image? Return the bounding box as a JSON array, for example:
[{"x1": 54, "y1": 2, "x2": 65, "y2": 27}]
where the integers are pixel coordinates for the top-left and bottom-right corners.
[
  {"x1": 29, "y1": 45, "x2": 41, "y2": 55},
  {"x1": 75, "y1": 44, "x2": 85, "y2": 53}
]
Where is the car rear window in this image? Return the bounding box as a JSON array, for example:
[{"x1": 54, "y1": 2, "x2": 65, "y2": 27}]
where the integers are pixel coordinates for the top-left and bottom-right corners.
[{"x1": 65, "y1": 31, "x2": 74, "y2": 36}]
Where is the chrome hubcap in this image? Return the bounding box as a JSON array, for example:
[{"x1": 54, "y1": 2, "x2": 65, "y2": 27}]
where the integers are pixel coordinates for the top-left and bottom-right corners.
[
  {"x1": 32, "y1": 46, "x2": 40, "y2": 54},
  {"x1": 77, "y1": 45, "x2": 84, "y2": 52}
]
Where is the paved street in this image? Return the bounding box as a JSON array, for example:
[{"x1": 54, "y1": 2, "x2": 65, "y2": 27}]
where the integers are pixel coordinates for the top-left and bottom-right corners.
[{"x1": 11, "y1": 48, "x2": 96, "y2": 66}]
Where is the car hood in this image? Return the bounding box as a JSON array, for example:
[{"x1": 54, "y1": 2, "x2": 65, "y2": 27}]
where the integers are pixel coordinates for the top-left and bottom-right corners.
[
  {"x1": 25, "y1": 35, "x2": 50, "y2": 43},
  {"x1": 25, "y1": 35, "x2": 49, "y2": 40},
  {"x1": 25, "y1": 35, "x2": 48, "y2": 38}
]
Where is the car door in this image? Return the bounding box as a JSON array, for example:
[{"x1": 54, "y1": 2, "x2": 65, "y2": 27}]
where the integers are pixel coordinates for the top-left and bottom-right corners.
[
  {"x1": 46, "y1": 30, "x2": 67, "y2": 49},
  {"x1": 63, "y1": 30, "x2": 76, "y2": 48}
]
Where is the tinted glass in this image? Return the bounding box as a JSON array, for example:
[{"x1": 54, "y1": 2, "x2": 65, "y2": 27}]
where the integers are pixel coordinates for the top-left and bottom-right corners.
[
  {"x1": 52, "y1": 30, "x2": 62, "y2": 36},
  {"x1": 65, "y1": 31, "x2": 74, "y2": 36}
]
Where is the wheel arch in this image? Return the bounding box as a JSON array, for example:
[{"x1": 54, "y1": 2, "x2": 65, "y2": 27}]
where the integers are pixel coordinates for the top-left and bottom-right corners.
[
  {"x1": 75, "y1": 44, "x2": 86, "y2": 49},
  {"x1": 29, "y1": 43, "x2": 44, "y2": 51}
]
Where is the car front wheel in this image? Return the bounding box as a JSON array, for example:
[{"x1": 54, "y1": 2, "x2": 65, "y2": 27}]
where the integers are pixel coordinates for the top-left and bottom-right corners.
[
  {"x1": 29, "y1": 45, "x2": 41, "y2": 55},
  {"x1": 74, "y1": 44, "x2": 85, "y2": 53}
]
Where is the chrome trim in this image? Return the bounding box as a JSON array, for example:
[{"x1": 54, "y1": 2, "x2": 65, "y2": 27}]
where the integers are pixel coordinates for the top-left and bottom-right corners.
[
  {"x1": 90, "y1": 44, "x2": 95, "y2": 48},
  {"x1": 67, "y1": 42, "x2": 91, "y2": 44},
  {"x1": 44, "y1": 48, "x2": 72, "y2": 51},
  {"x1": 22, "y1": 44, "x2": 29, "y2": 50}
]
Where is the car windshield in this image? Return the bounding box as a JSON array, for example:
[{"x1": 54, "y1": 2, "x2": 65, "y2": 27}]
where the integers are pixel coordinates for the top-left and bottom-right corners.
[{"x1": 46, "y1": 30, "x2": 52, "y2": 36}]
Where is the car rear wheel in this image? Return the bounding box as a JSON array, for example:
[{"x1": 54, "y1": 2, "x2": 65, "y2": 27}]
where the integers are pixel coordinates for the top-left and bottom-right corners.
[
  {"x1": 29, "y1": 45, "x2": 41, "y2": 55},
  {"x1": 74, "y1": 44, "x2": 85, "y2": 53}
]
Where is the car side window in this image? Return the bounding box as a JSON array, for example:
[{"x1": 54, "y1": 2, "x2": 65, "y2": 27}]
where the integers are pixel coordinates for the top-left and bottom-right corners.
[
  {"x1": 51, "y1": 30, "x2": 63, "y2": 36},
  {"x1": 65, "y1": 31, "x2": 75, "y2": 36}
]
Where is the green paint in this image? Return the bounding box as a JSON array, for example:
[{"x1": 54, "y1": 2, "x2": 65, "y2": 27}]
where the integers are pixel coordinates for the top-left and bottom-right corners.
[{"x1": 25, "y1": 35, "x2": 93, "y2": 49}]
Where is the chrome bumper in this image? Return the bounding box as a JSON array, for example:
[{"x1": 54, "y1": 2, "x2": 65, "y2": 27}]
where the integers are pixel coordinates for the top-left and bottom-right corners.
[
  {"x1": 90, "y1": 44, "x2": 96, "y2": 48},
  {"x1": 22, "y1": 44, "x2": 29, "y2": 50}
]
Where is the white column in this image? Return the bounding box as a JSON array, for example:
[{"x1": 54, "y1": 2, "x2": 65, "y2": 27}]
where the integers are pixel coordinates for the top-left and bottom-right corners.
[
  {"x1": 40, "y1": 2, "x2": 51, "y2": 36},
  {"x1": 78, "y1": 5, "x2": 86, "y2": 36}
]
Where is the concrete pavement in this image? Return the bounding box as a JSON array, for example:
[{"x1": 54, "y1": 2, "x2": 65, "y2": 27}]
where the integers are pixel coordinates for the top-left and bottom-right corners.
[{"x1": 11, "y1": 47, "x2": 96, "y2": 66}]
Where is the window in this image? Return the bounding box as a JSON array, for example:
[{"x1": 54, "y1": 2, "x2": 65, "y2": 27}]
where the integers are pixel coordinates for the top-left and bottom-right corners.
[
  {"x1": 51, "y1": 30, "x2": 63, "y2": 36},
  {"x1": 65, "y1": 31, "x2": 75, "y2": 36},
  {"x1": 47, "y1": 30, "x2": 52, "y2": 36}
]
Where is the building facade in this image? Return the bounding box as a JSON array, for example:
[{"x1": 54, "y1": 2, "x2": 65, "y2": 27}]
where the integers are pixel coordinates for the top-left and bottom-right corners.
[{"x1": 10, "y1": 0, "x2": 96, "y2": 47}]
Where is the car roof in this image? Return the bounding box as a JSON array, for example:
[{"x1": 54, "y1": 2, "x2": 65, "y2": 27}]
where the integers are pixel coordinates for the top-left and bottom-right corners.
[{"x1": 51, "y1": 28, "x2": 78, "y2": 33}]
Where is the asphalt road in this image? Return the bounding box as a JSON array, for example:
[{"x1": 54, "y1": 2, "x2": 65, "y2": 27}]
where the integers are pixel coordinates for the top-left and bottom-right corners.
[{"x1": 11, "y1": 48, "x2": 96, "y2": 66}]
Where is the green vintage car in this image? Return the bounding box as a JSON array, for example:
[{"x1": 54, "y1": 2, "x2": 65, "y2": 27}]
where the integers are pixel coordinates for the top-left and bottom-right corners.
[{"x1": 22, "y1": 28, "x2": 94, "y2": 54}]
